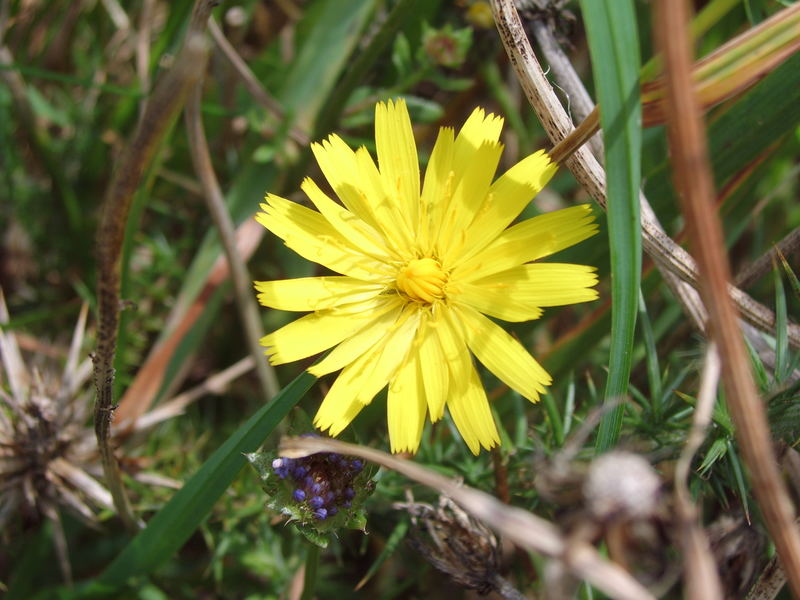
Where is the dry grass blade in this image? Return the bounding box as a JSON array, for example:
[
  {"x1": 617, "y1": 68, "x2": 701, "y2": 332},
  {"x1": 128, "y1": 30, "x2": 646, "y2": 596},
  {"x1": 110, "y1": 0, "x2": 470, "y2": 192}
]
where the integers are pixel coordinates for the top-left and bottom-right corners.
[
  {"x1": 642, "y1": 2, "x2": 800, "y2": 127},
  {"x1": 92, "y1": 0, "x2": 215, "y2": 531},
  {"x1": 127, "y1": 356, "x2": 254, "y2": 432},
  {"x1": 184, "y1": 79, "x2": 278, "y2": 403},
  {"x1": 0, "y1": 289, "x2": 27, "y2": 404},
  {"x1": 208, "y1": 17, "x2": 309, "y2": 146},
  {"x1": 279, "y1": 436, "x2": 655, "y2": 600},
  {"x1": 674, "y1": 344, "x2": 723, "y2": 599},
  {"x1": 490, "y1": 0, "x2": 800, "y2": 347},
  {"x1": 653, "y1": 0, "x2": 800, "y2": 596},
  {"x1": 113, "y1": 218, "x2": 264, "y2": 427}
]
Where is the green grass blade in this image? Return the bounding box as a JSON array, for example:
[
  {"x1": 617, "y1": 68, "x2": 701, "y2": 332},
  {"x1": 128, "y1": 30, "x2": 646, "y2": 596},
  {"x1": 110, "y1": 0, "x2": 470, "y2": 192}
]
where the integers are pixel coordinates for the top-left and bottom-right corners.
[
  {"x1": 773, "y1": 263, "x2": 789, "y2": 381},
  {"x1": 577, "y1": 0, "x2": 642, "y2": 451},
  {"x1": 96, "y1": 370, "x2": 316, "y2": 587}
]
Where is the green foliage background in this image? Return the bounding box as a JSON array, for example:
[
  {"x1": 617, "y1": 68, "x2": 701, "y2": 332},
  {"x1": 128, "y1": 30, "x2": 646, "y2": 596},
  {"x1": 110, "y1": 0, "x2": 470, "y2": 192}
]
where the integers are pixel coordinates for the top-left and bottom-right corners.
[{"x1": 1, "y1": 0, "x2": 799, "y2": 598}]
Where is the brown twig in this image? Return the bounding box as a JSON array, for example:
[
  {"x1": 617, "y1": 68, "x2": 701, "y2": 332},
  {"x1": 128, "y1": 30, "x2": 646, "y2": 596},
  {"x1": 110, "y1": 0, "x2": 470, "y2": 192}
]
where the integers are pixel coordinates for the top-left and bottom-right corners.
[
  {"x1": 184, "y1": 82, "x2": 279, "y2": 401},
  {"x1": 125, "y1": 356, "x2": 254, "y2": 432},
  {"x1": 653, "y1": 1, "x2": 800, "y2": 596},
  {"x1": 92, "y1": 0, "x2": 214, "y2": 531},
  {"x1": 280, "y1": 436, "x2": 655, "y2": 600},
  {"x1": 528, "y1": 17, "x2": 710, "y2": 333},
  {"x1": 490, "y1": 0, "x2": 800, "y2": 347},
  {"x1": 735, "y1": 227, "x2": 800, "y2": 290},
  {"x1": 208, "y1": 17, "x2": 309, "y2": 146}
]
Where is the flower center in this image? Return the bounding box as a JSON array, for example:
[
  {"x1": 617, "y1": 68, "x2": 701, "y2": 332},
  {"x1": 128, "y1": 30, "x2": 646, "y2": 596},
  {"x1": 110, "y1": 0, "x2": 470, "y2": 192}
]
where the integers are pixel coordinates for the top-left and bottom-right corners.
[{"x1": 396, "y1": 257, "x2": 448, "y2": 304}]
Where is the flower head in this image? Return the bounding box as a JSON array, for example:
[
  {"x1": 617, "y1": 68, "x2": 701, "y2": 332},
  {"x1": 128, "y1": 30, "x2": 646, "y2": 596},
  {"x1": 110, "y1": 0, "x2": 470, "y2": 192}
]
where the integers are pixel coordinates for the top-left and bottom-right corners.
[{"x1": 255, "y1": 99, "x2": 598, "y2": 454}]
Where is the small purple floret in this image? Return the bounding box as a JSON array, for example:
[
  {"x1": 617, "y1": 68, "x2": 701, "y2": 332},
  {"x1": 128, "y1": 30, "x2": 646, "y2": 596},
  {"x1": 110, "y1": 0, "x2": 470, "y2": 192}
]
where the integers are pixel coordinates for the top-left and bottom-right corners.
[
  {"x1": 314, "y1": 508, "x2": 328, "y2": 520},
  {"x1": 309, "y1": 496, "x2": 325, "y2": 509},
  {"x1": 293, "y1": 489, "x2": 306, "y2": 502},
  {"x1": 344, "y1": 487, "x2": 355, "y2": 500}
]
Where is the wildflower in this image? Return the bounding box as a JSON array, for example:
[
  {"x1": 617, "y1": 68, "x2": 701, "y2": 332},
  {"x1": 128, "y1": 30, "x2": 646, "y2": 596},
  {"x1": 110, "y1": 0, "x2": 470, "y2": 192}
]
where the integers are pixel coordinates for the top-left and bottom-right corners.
[
  {"x1": 255, "y1": 99, "x2": 598, "y2": 454},
  {"x1": 248, "y1": 449, "x2": 374, "y2": 547}
]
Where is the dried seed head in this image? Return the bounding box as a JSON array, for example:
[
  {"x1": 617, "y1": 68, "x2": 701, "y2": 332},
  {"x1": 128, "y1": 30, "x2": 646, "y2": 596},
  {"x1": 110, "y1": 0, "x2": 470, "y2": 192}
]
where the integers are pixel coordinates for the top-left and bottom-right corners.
[
  {"x1": 583, "y1": 451, "x2": 661, "y2": 520},
  {"x1": 0, "y1": 297, "x2": 109, "y2": 583},
  {"x1": 398, "y1": 496, "x2": 504, "y2": 595}
]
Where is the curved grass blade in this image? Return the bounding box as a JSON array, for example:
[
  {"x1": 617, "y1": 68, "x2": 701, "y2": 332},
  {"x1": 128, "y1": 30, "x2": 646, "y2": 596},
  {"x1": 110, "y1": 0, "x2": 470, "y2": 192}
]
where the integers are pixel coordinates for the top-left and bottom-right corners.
[
  {"x1": 96, "y1": 370, "x2": 316, "y2": 588},
  {"x1": 577, "y1": 0, "x2": 642, "y2": 452}
]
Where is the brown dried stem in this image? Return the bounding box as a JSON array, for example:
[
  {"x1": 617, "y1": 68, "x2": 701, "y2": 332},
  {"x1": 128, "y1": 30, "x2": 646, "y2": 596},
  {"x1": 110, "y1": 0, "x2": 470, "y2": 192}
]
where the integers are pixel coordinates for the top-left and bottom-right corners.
[
  {"x1": 735, "y1": 227, "x2": 800, "y2": 289},
  {"x1": 208, "y1": 17, "x2": 309, "y2": 146},
  {"x1": 280, "y1": 436, "x2": 654, "y2": 600},
  {"x1": 653, "y1": 0, "x2": 800, "y2": 595},
  {"x1": 92, "y1": 0, "x2": 214, "y2": 531},
  {"x1": 184, "y1": 83, "x2": 279, "y2": 401},
  {"x1": 490, "y1": 0, "x2": 800, "y2": 347},
  {"x1": 674, "y1": 344, "x2": 723, "y2": 599}
]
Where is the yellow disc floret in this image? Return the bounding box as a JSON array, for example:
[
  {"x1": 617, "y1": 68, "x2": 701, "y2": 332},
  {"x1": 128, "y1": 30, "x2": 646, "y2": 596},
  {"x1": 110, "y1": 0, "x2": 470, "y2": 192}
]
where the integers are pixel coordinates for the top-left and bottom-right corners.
[{"x1": 396, "y1": 257, "x2": 448, "y2": 304}]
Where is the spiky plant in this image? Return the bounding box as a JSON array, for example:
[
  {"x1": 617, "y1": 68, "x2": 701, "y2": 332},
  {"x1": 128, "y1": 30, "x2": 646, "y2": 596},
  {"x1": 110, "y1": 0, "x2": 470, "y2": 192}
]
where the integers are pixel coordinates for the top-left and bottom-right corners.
[{"x1": 0, "y1": 290, "x2": 111, "y2": 583}]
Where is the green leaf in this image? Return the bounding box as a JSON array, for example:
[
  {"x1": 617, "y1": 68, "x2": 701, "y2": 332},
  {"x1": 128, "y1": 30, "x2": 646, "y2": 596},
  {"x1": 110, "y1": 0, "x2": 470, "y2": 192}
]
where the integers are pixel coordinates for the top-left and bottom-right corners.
[
  {"x1": 96, "y1": 370, "x2": 316, "y2": 588},
  {"x1": 773, "y1": 260, "x2": 789, "y2": 382},
  {"x1": 697, "y1": 437, "x2": 729, "y2": 476},
  {"x1": 577, "y1": 0, "x2": 642, "y2": 451}
]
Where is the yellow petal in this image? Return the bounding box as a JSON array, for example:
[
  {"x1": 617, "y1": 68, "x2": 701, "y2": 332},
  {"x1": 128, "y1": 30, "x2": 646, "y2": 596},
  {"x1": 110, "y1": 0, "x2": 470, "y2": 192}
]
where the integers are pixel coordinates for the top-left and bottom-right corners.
[
  {"x1": 416, "y1": 313, "x2": 449, "y2": 421},
  {"x1": 255, "y1": 195, "x2": 391, "y2": 280},
  {"x1": 375, "y1": 99, "x2": 420, "y2": 228},
  {"x1": 458, "y1": 150, "x2": 558, "y2": 262},
  {"x1": 354, "y1": 146, "x2": 415, "y2": 255},
  {"x1": 455, "y1": 205, "x2": 598, "y2": 279},
  {"x1": 255, "y1": 277, "x2": 383, "y2": 312},
  {"x1": 468, "y1": 263, "x2": 599, "y2": 307},
  {"x1": 352, "y1": 307, "x2": 421, "y2": 405},
  {"x1": 300, "y1": 177, "x2": 391, "y2": 259},
  {"x1": 453, "y1": 107, "x2": 504, "y2": 173},
  {"x1": 454, "y1": 285, "x2": 544, "y2": 322},
  {"x1": 446, "y1": 360, "x2": 499, "y2": 455},
  {"x1": 387, "y1": 351, "x2": 427, "y2": 454},
  {"x1": 308, "y1": 298, "x2": 403, "y2": 377},
  {"x1": 260, "y1": 297, "x2": 390, "y2": 365},
  {"x1": 454, "y1": 304, "x2": 551, "y2": 402},
  {"x1": 310, "y1": 134, "x2": 381, "y2": 230},
  {"x1": 436, "y1": 141, "x2": 504, "y2": 264},
  {"x1": 419, "y1": 126, "x2": 455, "y2": 249},
  {"x1": 313, "y1": 358, "x2": 371, "y2": 436}
]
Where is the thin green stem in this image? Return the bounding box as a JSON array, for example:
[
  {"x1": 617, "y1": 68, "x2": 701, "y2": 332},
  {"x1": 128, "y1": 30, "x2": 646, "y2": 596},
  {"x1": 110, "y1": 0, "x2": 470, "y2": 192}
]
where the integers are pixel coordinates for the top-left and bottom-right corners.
[{"x1": 301, "y1": 544, "x2": 321, "y2": 600}]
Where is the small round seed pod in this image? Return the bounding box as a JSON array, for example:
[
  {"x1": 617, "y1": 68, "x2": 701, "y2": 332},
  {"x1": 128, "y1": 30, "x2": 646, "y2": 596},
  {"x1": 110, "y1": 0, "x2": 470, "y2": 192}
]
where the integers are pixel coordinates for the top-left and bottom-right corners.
[{"x1": 583, "y1": 451, "x2": 661, "y2": 521}]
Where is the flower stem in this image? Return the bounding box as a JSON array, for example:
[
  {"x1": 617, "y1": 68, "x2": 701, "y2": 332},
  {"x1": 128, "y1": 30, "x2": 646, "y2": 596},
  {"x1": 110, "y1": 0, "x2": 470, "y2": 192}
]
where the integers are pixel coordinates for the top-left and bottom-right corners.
[{"x1": 301, "y1": 544, "x2": 321, "y2": 600}]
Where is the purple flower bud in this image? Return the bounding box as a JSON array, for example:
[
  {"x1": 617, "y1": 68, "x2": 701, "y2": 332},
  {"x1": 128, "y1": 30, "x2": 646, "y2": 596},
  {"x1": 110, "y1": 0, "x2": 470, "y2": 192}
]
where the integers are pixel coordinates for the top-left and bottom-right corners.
[
  {"x1": 292, "y1": 465, "x2": 309, "y2": 478},
  {"x1": 304, "y1": 475, "x2": 314, "y2": 488},
  {"x1": 344, "y1": 487, "x2": 355, "y2": 500},
  {"x1": 327, "y1": 506, "x2": 338, "y2": 516},
  {"x1": 325, "y1": 491, "x2": 335, "y2": 503},
  {"x1": 313, "y1": 508, "x2": 328, "y2": 520},
  {"x1": 293, "y1": 489, "x2": 306, "y2": 502},
  {"x1": 350, "y1": 459, "x2": 363, "y2": 472},
  {"x1": 271, "y1": 458, "x2": 284, "y2": 470},
  {"x1": 274, "y1": 466, "x2": 289, "y2": 479},
  {"x1": 309, "y1": 496, "x2": 325, "y2": 509},
  {"x1": 310, "y1": 482, "x2": 323, "y2": 495}
]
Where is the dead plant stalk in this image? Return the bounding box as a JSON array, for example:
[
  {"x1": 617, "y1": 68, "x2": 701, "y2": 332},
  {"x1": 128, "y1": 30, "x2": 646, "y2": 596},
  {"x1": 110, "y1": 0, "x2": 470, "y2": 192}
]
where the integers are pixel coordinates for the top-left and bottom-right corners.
[{"x1": 653, "y1": 0, "x2": 800, "y2": 595}]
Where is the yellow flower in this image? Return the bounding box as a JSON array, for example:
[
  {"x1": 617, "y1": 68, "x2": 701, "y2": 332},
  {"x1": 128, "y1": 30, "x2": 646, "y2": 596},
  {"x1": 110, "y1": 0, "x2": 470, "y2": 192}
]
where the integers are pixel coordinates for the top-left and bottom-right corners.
[{"x1": 255, "y1": 99, "x2": 598, "y2": 454}]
